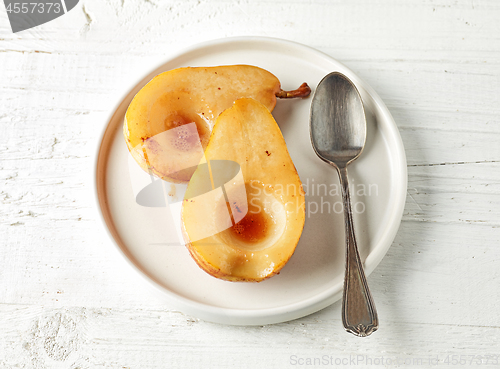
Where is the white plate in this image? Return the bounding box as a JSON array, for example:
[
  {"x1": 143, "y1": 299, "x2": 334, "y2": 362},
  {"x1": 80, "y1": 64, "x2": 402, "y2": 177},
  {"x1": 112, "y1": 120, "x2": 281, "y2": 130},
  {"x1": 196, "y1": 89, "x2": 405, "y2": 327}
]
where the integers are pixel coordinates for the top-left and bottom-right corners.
[{"x1": 94, "y1": 37, "x2": 407, "y2": 325}]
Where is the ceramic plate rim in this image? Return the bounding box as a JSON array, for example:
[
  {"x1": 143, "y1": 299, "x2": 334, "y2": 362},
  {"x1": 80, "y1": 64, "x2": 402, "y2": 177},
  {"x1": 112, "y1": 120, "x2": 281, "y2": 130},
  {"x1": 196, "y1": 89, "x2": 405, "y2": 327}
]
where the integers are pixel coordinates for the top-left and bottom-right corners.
[{"x1": 93, "y1": 36, "x2": 407, "y2": 325}]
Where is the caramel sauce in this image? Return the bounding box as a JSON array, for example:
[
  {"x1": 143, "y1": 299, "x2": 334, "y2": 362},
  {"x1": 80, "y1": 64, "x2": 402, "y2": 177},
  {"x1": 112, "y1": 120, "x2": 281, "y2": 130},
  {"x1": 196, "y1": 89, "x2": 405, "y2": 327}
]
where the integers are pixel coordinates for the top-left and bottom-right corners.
[
  {"x1": 165, "y1": 114, "x2": 209, "y2": 151},
  {"x1": 229, "y1": 206, "x2": 269, "y2": 243}
]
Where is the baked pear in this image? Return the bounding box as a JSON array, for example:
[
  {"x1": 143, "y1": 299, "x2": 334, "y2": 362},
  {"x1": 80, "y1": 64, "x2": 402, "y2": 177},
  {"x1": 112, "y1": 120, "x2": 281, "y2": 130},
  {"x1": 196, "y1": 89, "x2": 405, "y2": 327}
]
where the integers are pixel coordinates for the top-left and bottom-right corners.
[
  {"x1": 124, "y1": 65, "x2": 310, "y2": 183},
  {"x1": 181, "y1": 98, "x2": 305, "y2": 282}
]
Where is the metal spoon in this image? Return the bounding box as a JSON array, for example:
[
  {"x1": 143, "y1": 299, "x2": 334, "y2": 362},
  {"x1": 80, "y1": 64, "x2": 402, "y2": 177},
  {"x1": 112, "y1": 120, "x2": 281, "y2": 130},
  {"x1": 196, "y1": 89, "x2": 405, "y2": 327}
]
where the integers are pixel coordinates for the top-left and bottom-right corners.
[{"x1": 310, "y1": 72, "x2": 378, "y2": 337}]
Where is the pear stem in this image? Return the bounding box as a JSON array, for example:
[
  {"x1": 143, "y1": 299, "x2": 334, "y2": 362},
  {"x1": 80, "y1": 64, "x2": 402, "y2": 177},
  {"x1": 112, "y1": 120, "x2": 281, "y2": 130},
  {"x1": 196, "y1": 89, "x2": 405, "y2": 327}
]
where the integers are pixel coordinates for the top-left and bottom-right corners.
[{"x1": 276, "y1": 83, "x2": 312, "y2": 99}]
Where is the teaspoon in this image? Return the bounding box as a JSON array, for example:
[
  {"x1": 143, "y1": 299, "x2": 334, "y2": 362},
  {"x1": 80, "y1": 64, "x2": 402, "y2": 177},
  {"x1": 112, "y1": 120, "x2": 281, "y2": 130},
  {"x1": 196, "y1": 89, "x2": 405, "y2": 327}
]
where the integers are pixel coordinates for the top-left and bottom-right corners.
[{"x1": 310, "y1": 72, "x2": 378, "y2": 337}]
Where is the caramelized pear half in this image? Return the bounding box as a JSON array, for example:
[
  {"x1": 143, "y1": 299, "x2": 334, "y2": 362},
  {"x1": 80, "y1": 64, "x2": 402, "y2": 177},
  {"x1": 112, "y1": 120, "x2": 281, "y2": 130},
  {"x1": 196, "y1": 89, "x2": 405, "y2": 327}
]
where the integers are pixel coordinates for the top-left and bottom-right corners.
[
  {"x1": 181, "y1": 98, "x2": 305, "y2": 282},
  {"x1": 124, "y1": 65, "x2": 310, "y2": 183}
]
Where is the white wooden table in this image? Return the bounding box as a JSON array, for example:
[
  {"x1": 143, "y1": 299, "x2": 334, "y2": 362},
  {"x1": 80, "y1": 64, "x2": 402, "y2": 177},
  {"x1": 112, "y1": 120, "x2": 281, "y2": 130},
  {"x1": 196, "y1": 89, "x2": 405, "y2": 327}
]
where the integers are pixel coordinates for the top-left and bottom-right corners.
[{"x1": 1, "y1": 1, "x2": 499, "y2": 368}]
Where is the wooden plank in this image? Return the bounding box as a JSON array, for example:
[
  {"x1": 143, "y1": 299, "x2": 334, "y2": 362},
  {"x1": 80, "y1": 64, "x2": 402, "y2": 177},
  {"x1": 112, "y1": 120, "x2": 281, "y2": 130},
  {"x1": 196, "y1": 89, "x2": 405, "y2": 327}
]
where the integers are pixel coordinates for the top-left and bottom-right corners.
[
  {"x1": 1, "y1": 302, "x2": 500, "y2": 368},
  {"x1": 1, "y1": 0, "x2": 500, "y2": 366}
]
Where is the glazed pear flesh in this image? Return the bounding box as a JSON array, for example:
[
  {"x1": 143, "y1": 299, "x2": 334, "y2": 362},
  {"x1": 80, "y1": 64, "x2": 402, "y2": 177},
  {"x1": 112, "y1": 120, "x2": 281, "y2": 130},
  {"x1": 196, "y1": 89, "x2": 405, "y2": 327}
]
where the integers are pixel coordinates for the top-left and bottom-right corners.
[
  {"x1": 123, "y1": 65, "x2": 310, "y2": 183},
  {"x1": 181, "y1": 98, "x2": 305, "y2": 282}
]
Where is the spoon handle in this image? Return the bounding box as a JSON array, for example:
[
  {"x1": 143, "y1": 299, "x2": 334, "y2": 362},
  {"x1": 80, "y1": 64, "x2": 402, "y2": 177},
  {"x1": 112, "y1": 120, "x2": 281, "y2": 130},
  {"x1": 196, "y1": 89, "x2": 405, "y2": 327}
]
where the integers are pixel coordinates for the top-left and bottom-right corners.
[{"x1": 338, "y1": 166, "x2": 378, "y2": 337}]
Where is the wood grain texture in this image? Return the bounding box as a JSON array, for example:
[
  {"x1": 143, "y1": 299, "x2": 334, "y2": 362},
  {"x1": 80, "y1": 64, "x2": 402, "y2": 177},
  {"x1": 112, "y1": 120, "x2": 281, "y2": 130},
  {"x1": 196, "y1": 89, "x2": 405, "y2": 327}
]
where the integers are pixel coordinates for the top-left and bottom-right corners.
[{"x1": 1, "y1": 0, "x2": 500, "y2": 367}]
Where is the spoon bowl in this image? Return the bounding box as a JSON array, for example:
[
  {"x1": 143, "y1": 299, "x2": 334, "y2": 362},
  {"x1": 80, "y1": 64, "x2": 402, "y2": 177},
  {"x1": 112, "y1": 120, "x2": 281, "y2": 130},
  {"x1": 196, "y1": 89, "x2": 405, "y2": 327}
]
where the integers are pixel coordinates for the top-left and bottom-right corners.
[
  {"x1": 311, "y1": 73, "x2": 366, "y2": 167},
  {"x1": 310, "y1": 72, "x2": 378, "y2": 337}
]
